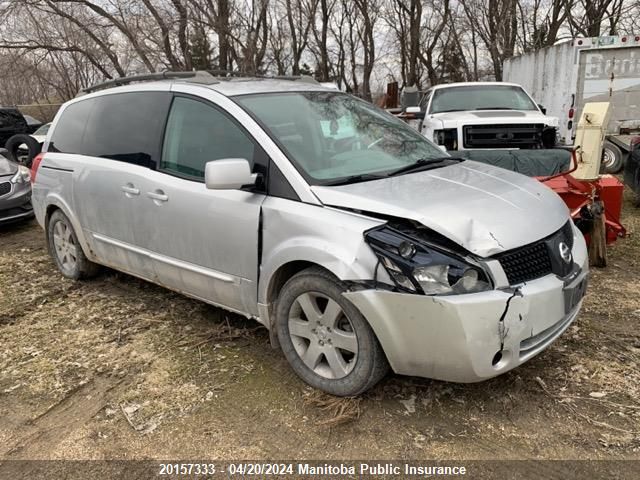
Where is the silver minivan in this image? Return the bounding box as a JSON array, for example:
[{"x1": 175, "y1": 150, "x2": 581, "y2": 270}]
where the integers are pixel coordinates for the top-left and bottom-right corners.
[{"x1": 31, "y1": 73, "x2": 588, "y2": 396}]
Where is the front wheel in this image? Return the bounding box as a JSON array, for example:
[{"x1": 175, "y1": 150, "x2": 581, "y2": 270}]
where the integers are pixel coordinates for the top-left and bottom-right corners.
[{"x1": 275, "y1": 267, "x2": 388, "y2": 396}]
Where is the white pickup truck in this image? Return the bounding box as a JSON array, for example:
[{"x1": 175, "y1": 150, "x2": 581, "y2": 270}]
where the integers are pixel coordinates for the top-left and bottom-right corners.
[{"x1": 406, "y1": 82, "x2": 560, "y2": 152}]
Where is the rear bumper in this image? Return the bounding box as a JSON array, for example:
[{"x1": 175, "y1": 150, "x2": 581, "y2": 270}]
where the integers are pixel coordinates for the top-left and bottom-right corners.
[{"x1": 344, "y1": 268, "x2": 586, "y2": 382}]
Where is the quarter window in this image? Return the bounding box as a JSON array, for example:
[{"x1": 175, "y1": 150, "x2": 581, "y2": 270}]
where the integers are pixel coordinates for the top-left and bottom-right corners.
[
  {"x1": 161, "y1": 97, "x2": 256, "y2": 178},
  {"x1": 49, "y1": 100, "x2": 94, "y2": 154}
]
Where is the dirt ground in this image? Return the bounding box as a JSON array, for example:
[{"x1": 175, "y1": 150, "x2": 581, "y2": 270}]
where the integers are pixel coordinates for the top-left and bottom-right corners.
[{"x1": 1, "y1": 190, "x2": 639, "y2": 469}]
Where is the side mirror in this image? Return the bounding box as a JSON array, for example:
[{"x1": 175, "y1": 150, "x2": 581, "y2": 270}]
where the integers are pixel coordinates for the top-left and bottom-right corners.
[
  {"x1": 405, "y1": 106, "x2": 425, "y2": 119},
  {"x1": 538, "y1": 104, "x2": 547, "y2": 115},
  {"x1": 404, "y1": 106, "x2": 424, "y2": 118},
  {"x1": 205, "y1": 158, "x2": 256, "y2": 190}
]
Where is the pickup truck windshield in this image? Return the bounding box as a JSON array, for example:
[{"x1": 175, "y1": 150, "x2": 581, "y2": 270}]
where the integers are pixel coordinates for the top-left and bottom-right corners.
[
  {"x1": 236, "y1": 91, "x2": 445, "y2": 185},
  {"x1": 430, "y1": 85, "x2": 538, "y2": 114}
]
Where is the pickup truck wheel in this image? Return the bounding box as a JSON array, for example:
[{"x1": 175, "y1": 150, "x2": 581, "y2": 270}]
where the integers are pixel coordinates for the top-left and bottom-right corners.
[
  {"x1": 275, "y1": 267, "x2": 388, "y2": 396},
  {"x1": 602, "y1": 141, "x2": 624, "y2": 174},
  {"x1": 47, "y1": 210, "x2": 100, "y2": 280}
]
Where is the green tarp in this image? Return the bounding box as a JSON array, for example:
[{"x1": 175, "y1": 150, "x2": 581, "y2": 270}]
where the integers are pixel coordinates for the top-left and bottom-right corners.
[{"x1": 449, "y1": 149, "x2": 571, "y2": 177}]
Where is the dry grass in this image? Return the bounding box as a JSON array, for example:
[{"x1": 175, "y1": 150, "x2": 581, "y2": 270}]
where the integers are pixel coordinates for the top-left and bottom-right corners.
[{"x1": 302, "y1": 390, "x2": 362, "y2": 426}]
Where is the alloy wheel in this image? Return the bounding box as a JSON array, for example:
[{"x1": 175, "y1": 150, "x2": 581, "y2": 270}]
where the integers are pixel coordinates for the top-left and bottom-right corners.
[
  {"x1": 52, "y1": 219, "x2": 78, "y2": 272},
  {"x1": 288, "y1": 292, "x2": 358, "y2": 379}
]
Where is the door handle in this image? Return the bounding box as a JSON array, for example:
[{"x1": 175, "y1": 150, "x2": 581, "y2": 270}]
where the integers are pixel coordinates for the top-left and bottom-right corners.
[
  {"x1": 147, "y1": 190, "x2": 169, "y2": 202},
  {"x1": 121, "y1": 185, "x2": 140, "y2": 196}
]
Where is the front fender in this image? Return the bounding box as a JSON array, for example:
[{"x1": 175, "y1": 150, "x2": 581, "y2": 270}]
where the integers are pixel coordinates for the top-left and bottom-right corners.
[{"x1": 258, "y1": 197, "x2": 386, "y2": 305}]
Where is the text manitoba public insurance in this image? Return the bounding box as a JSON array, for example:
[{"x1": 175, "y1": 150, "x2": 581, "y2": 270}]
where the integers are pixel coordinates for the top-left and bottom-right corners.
[{"x1": 299, "y1": 463, "x2": 467, "y2": 475}]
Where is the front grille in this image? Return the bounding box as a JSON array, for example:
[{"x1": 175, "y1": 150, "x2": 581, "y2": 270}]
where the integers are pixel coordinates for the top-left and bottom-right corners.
[
  {"x1": 494, "y1": 221, "x2": 575, "y2": 285},
  {"x1": 0, "y1": 181, "x2": 12, "y2": 197},
  {"x1": 496, "y1": 241, "x2": 552, "y2": 284},
  {"x1": 463, "y1": 123, "x2": 543, "y2": 149}
]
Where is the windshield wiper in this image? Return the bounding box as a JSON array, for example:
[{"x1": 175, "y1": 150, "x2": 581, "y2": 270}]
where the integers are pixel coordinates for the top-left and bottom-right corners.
[
  {"x1": 387, "y1": 157, "x2": 463, "y2": 177},
  {"x1": 474, "y1": 107, "x2": 517, "y2": 110},
  {"x1": 321, "y1": 173, "x2": 387, "y2": 187}
]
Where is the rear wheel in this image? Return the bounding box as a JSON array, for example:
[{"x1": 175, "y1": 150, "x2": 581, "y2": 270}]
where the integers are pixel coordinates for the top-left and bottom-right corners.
[
  {"x1": 602, "y1": 141, "x2": 624, "y2": 174},
  {"x1": 275, "y1": 267, "x2": 388, "y2": 396},
  {"x1": 47, "y1": 210, "x2": 100, "y2": 279}
]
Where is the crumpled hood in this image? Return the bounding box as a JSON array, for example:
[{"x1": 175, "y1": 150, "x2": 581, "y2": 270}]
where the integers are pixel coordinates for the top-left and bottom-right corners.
[
  {"x1": 0, "y1": 153, "x2": 18, "y2": 176},
  {"x1": 311, "y1": 161, "x2": 570, "y2": 257}
]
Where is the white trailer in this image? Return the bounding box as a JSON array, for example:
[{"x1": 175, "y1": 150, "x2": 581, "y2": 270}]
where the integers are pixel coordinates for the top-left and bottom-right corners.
[{"x1": 504, "y1": 35, "x2": 640, "y2": 172}]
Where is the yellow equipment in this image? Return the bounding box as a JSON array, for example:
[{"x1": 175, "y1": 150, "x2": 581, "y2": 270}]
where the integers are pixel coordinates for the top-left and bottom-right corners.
[{"x1": 573, "y1": 102, "x2": 611, "y2": 181}]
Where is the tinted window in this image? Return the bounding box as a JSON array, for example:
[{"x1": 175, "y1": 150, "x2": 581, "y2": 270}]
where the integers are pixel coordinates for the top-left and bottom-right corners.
[
  {"x1": 161, "y1": 96, "x2": 256, "y2": 178},
  {"x1": 82, "y1": 92, "x2": 171, "y2": 167},
  {"x1": 49, "y1": 99, "x2": 94, "y2": 154}
]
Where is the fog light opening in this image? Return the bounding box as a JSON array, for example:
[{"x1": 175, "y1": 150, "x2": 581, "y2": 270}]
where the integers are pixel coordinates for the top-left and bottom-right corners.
[{"x1": 492, "y1": 351, "x2": 503, "y2": 366}]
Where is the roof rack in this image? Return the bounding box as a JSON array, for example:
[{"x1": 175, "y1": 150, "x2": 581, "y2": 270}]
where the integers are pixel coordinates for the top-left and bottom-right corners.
[
  {"x1": 78, "y1": 71, "x2": 214, "y2": 95},
  {"x1": 78, "y1": 70, "x2": 319, "y2": 96}
]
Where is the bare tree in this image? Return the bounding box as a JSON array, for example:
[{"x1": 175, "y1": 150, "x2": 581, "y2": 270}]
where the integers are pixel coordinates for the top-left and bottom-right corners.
[{"x1": 462, "y1": 0, "x2": 518, "y2": 81}]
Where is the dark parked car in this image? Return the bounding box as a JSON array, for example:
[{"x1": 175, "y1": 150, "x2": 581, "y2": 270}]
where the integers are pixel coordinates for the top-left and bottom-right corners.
[
  {"x1": 624, "y1": 137, "x2": 640, "y2": 207},
  {"x1": 0, "y1": 149, "x2": 34, "y2": 225},
  {"x1": 23, "y1": 114, "x2": 44, "y2": 134},
  {"x1": 0, "y1": 107, "x2": 29, "y2": 147}
]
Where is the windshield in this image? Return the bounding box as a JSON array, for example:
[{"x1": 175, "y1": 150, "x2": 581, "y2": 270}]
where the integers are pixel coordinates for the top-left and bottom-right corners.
[
  {"x1": 34, "y1": 123, "x2": 50, "y2": 136},
  {"x1": 235, "y1": 92, "x2": 445, "y2": 185},
  {"x1": 429, "y1": 85, "x2": 538, "y2": 114}
]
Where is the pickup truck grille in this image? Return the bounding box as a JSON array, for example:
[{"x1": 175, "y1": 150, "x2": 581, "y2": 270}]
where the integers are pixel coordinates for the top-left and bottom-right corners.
[
  {"x1": 494, "y1": 221, "x2": 575, "y2": 285},
  {"x1": 463, "y1": 123, "x2": 544, "y2": 149},
  {"x1": 0, "y1": 181, "x2": 12, "y2": 197}
]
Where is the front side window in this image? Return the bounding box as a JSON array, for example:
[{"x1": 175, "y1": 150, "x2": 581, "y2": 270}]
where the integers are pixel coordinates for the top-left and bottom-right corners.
[
  {"x1": 429, "y1": 85, "x2": 538, "y2": 114},
  {"x1": 236, "y1": 92, "x2": 444, "y2": 185},
  {"x1": 161, "y1": 96, "x2": 256, "y2": 179}
]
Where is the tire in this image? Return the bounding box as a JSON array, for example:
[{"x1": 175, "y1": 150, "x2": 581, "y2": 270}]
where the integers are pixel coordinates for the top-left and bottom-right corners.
[
  {"x1": 602, "y1": 141, "x2": 624, "y2": 174},
  {"x1": 47, "y1": 210, "x2": 100, "y2": 280},
  {"x1": 4, "y1": 134, "x2": 41, "y2": 167},
  {"x1": 274, "y1": 267, "x2": 388, "y2": 396}
]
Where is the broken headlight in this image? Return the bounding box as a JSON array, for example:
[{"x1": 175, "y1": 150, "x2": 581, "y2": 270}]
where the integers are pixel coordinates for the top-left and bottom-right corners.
[
  {"x1": 11, "y1": 165, "x2": 31, "y2": 184},
  {"x1": 365, "y1": 225, "x2": 492, "y2": 295},
  {"x1": 433, "y1": 128, "x2": 458, "y2": 151}
]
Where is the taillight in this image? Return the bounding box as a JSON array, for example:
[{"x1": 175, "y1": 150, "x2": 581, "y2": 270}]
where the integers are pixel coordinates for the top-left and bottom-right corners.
[
  {"x1": 30, "y1": 153, "x2": 44, "y2": 183},
  {"x1": 568, "y1": 108, "x2": 574, "y2": 119},
  {"x1": 631, "y1": 137, "x2": 640, "y2": 149}
]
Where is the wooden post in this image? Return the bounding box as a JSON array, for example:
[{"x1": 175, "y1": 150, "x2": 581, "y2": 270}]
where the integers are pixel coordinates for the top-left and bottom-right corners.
[{"x1": 588, "y1": 200, "x2": 607, "y2": 267}]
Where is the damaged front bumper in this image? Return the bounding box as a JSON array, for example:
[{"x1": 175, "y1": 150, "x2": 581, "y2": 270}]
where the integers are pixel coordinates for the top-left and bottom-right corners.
[{"x1": 343, "y1": 264, "x2": 588, "y2": 383}]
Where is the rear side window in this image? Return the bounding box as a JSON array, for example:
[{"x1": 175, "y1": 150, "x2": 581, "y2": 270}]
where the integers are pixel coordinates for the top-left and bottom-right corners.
[
  {"x1": 49, "y1": 100, "x2": 94, "y2": 154},
  {"x1": 161, "y1": 96, "x2": 256, "y2": 178},
  {"x1": 83, "y1": 92, "x2": 171, "y2": 167},
  {"x1": 49, "y1": 92, "x2": 171, "y2": 168}
]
